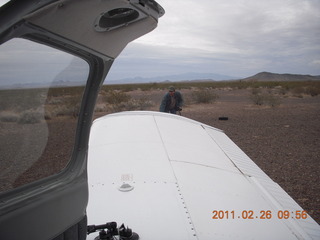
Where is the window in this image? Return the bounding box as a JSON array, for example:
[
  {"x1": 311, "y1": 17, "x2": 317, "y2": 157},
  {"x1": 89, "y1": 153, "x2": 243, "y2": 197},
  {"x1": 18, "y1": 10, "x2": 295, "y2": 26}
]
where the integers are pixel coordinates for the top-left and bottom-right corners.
[{"x1": 0, "y1": 38, "x2": 89, "y2": 192}]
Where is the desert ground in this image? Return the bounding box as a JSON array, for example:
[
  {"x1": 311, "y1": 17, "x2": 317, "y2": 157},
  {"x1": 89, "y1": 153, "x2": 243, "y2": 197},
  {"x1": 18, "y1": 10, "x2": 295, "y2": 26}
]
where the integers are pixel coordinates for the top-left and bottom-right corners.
[
  {"x1": 1, "y1": 84, "x2": 319, "y2": 225},
  {"x1": 95, "y1": 86, "x2": 320, "y2": 224},
  {"x1": 189, "y1": 88, "x2": 320, "y2": 224}
]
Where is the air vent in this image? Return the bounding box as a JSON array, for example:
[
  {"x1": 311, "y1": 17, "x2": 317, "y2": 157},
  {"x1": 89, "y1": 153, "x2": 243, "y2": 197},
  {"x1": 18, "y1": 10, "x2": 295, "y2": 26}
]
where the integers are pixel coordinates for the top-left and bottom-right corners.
[{"x1": 94, "y1": 8, "x2": 140, "y2": 32}]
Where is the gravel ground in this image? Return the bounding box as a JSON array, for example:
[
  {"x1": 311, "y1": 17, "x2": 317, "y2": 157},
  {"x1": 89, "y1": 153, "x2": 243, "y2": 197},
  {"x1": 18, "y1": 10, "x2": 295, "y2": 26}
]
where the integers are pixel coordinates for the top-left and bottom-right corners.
[
  {"x1": 180, "y1": 89, "x2": 320, "y2": 224},
  {"x1": 2, "y1": 87, "x2": 319, "y2": 225},
  {"x1": 98, "y1": 87, "x2": 320, "y2": 224}
]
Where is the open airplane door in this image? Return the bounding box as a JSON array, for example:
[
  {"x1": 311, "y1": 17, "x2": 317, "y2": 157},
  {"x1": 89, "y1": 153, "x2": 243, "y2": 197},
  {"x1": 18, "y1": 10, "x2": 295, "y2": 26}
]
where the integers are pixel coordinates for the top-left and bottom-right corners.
[{"x1": 0, "y1": 1, "x2": 164, "y2": 239}]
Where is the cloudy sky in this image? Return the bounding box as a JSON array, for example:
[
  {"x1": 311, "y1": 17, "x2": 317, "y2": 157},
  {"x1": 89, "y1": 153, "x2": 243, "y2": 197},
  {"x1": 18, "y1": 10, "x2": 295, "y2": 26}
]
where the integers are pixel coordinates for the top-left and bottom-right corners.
[
  {"x1": 107, "y1": 0, "x2": 320, "y2": 80},
  {"x1": 0, "y1": 0, "x2": 319, "y2": 82}
]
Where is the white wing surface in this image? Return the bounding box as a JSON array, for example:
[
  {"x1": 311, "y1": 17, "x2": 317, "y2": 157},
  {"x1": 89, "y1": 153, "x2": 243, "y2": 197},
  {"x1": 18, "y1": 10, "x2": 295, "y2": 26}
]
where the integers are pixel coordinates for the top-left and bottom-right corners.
[{"x1": 87, "y1": 111, "x2": 320, "y2": 240}]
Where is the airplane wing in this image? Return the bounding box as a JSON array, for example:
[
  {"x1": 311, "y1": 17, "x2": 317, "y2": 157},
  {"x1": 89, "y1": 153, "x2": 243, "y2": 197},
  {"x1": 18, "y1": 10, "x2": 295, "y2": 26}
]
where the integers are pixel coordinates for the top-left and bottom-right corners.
[{"x1": 87, "y1": 111, "x2": 320, "y2": 240}]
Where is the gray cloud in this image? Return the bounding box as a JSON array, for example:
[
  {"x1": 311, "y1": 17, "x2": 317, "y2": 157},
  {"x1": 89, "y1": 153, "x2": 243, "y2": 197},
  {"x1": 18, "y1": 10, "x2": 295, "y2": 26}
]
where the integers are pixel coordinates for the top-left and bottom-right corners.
[
  {"x1": 108, "y1": 0, "x2": 320, "y2": 80},
  {"x1": 1, "y1": 0, "x2": 319, "y2": 83}
]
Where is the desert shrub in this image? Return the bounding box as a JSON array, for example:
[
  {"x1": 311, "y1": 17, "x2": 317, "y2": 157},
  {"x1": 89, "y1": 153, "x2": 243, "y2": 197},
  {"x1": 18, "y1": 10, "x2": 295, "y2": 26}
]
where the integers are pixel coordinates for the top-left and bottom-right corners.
[
  {"x1": 305, "y1": 86, "x2": 320, "y2": 96},
  {"x1": 45, "y1": 95, "x2": 81, "y2": 118},
  {"x1": 100, "y1": 81, "x2": 320, "y2": 93},
  {"x1": 192, "y1": 89, "x2": 219, "y2": 103},
  {"x1": 111, "y1": 98, "x2": 154, "y2": 112},
  {"x1": 250, "y1": 93, "x2": 265, "y2": 105},
  {"x1": 250, "y1": 88, "x2": 264, "y2": 105},
  {"x1": 291, "y1": 87, "x2": 305, "y2": 98},
  {"x1": 135, "y1": 97, "x2": 154, "y2": 110},
  {"x1": 265, "y1": 94, "x2": 282, "y2": 107},
  {"x1": 46, "y1": 97, "x2": 63, "y2": 105},
  {"x1": 251, "y1": 88, "x2": 262, "y2": 95},
  {"x1": 105, "y1": 90, "x2": 131, "y2": 104},
  {"x1": 44, "y1": 110, "x2": 53, "y2": 120},
  {"x1": 0, "y1": 88, "x2": 46, "y2": 112},
  {"x1": 249, "y1": 90, "x2": 281, "y2": 107},
  {"x1": 48, "y1": 86, "x2": 84, "y2": 98},
  {"x1": 18, "y1": 110, "x2": 43, "y2": 124},
  {"x1": 112, "y1": 100, "x2": 138, "y2": 112},
  {"x1": 278, "y1": 87, "x2": 287, "y2": 95},
  {"x1": 52, "y1": 104, "x2": 80, "y2": 117},
  {"x1": 0, "y1": 111, "x2": 19, "y2": 122},
  {"x1": 94, "y1": 104, "x2": 107, "y2": 113}
]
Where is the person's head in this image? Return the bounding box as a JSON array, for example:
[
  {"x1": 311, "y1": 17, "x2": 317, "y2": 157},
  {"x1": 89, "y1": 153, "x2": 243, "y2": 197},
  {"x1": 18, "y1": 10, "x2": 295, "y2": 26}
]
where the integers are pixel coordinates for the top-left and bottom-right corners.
[{"x1": 169, "y1": 86, "x2": 175, "y2": 96}]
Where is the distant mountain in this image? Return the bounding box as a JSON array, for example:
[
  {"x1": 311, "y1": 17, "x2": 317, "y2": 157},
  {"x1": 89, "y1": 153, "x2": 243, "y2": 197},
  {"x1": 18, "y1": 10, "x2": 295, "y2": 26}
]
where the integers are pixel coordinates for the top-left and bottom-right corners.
[
  {"x1": 53, "y1": 57, "x2": 88, "y2": 84},
  {"x1": 2, "y1": 70, "x2": 319, "y2": 89},
  {"x1": 106, "y1": 72, "x2": 237, "y2": 84},
  {"x1": 242, "y1": 72, "x2": 320, "y2": 82}
]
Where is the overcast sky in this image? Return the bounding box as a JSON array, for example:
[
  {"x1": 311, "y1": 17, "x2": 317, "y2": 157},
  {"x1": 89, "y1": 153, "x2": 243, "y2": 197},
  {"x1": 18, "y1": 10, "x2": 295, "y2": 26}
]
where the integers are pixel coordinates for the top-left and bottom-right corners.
[
  {"x1": 1, "y1": 0, "x2": 319, "y2": 82},
  {"x1": 107, "y1": 0, "x2": 320, "y2": 80}
]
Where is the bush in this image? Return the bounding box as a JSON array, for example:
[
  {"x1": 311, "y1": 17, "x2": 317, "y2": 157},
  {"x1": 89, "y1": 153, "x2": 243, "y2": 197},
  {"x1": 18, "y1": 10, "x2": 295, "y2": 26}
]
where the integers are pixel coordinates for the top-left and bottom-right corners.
[
  {"x1": 50, "y1": 104, "x2": 80, "y2": 117},
  {"x1": 0, "y1": 111, "x2": 19, "y2": 122},
  {"x1": 111, "y1": 98, "x2": 154, "y2": 112},
  {"x1": 192, "y1": 89, "x2": 219, "y2": 103},
  {"x1": 250, "y1": 94, "x2": 265, "y2": 105},
  {"x1": 291, "y1": 87, "x2": 305, "y2": 98},
  {"x1": 45, "y1": 95, "x2": 81, "y2": 118},
  {"x1": 305, "y1": 86, "x2": 320, "y2": 96},
  {"x1": 250, "y1": 88, "x2": 264, "y2": 105},
  {"x1": 251, "y1": 88, "x2": 262, "y2": 95},
  {"x1": 278, "y1": 87, "x2": 287, "y2": 95},
  {"x1": 135, "y1": 97, "x2": 154, "y2": 110},
  {"x1": 265, "y1": 94, "x2": 282, "y2": 107},
  {"x1": 249, "y1": 89, "x2": 281, "y2": 107},
  {"x1": 105, "y1": 90, "x2": 131, "y2": 104},
  {"x1": 18, "y1": 110, "x2": 43, "y2": 124}
]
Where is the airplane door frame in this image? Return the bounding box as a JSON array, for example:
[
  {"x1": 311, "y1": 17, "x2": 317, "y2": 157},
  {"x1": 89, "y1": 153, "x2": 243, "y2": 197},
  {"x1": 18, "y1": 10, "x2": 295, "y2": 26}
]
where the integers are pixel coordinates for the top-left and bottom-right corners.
[{"x1": 0, "y1": 20, "x2": 112, "y2": 240}]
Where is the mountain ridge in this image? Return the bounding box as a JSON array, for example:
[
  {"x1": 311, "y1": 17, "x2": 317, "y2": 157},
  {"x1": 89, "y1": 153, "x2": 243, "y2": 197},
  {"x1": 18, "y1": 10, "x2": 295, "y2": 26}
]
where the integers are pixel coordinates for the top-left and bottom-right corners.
[
  {"x1": 1, "y1": 71, "x2": 319, "y2": 89},
  {"x1": 242, "y1": 72, "x2": 320, "y2": 82},
  {"x1": 106, "y1": 72, "x2": 320, "y2": 84},
  {"x1": 106, "y1": 72, "x2": 238, "y2": 84}
]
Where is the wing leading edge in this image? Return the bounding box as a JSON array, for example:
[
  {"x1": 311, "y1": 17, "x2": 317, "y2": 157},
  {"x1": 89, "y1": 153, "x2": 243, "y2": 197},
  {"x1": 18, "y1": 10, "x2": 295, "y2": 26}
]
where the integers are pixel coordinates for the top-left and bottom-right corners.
[{"x1": 87, "y1": 111, "x2": 320, "y2": 240}]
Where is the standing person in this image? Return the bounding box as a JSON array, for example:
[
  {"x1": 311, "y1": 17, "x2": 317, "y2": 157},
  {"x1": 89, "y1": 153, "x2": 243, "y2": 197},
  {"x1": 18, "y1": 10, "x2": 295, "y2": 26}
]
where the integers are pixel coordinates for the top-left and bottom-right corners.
[{"x1": 159, "y1": 86, "x2": 184, "y2": 114}]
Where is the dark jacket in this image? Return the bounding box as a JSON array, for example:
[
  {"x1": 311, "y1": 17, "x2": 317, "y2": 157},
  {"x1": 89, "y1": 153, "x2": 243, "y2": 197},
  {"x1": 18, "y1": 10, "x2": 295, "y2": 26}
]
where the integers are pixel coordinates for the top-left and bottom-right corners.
[{"x1": 159, "y1": 91, "x2": 184, "y2": 112}]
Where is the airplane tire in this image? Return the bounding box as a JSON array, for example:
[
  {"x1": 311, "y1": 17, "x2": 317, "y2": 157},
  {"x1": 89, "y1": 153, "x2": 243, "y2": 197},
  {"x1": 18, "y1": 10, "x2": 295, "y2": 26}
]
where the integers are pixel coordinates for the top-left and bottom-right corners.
[{"x1": 218, "y1": 117, "x2": 228, "y2": 120}]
